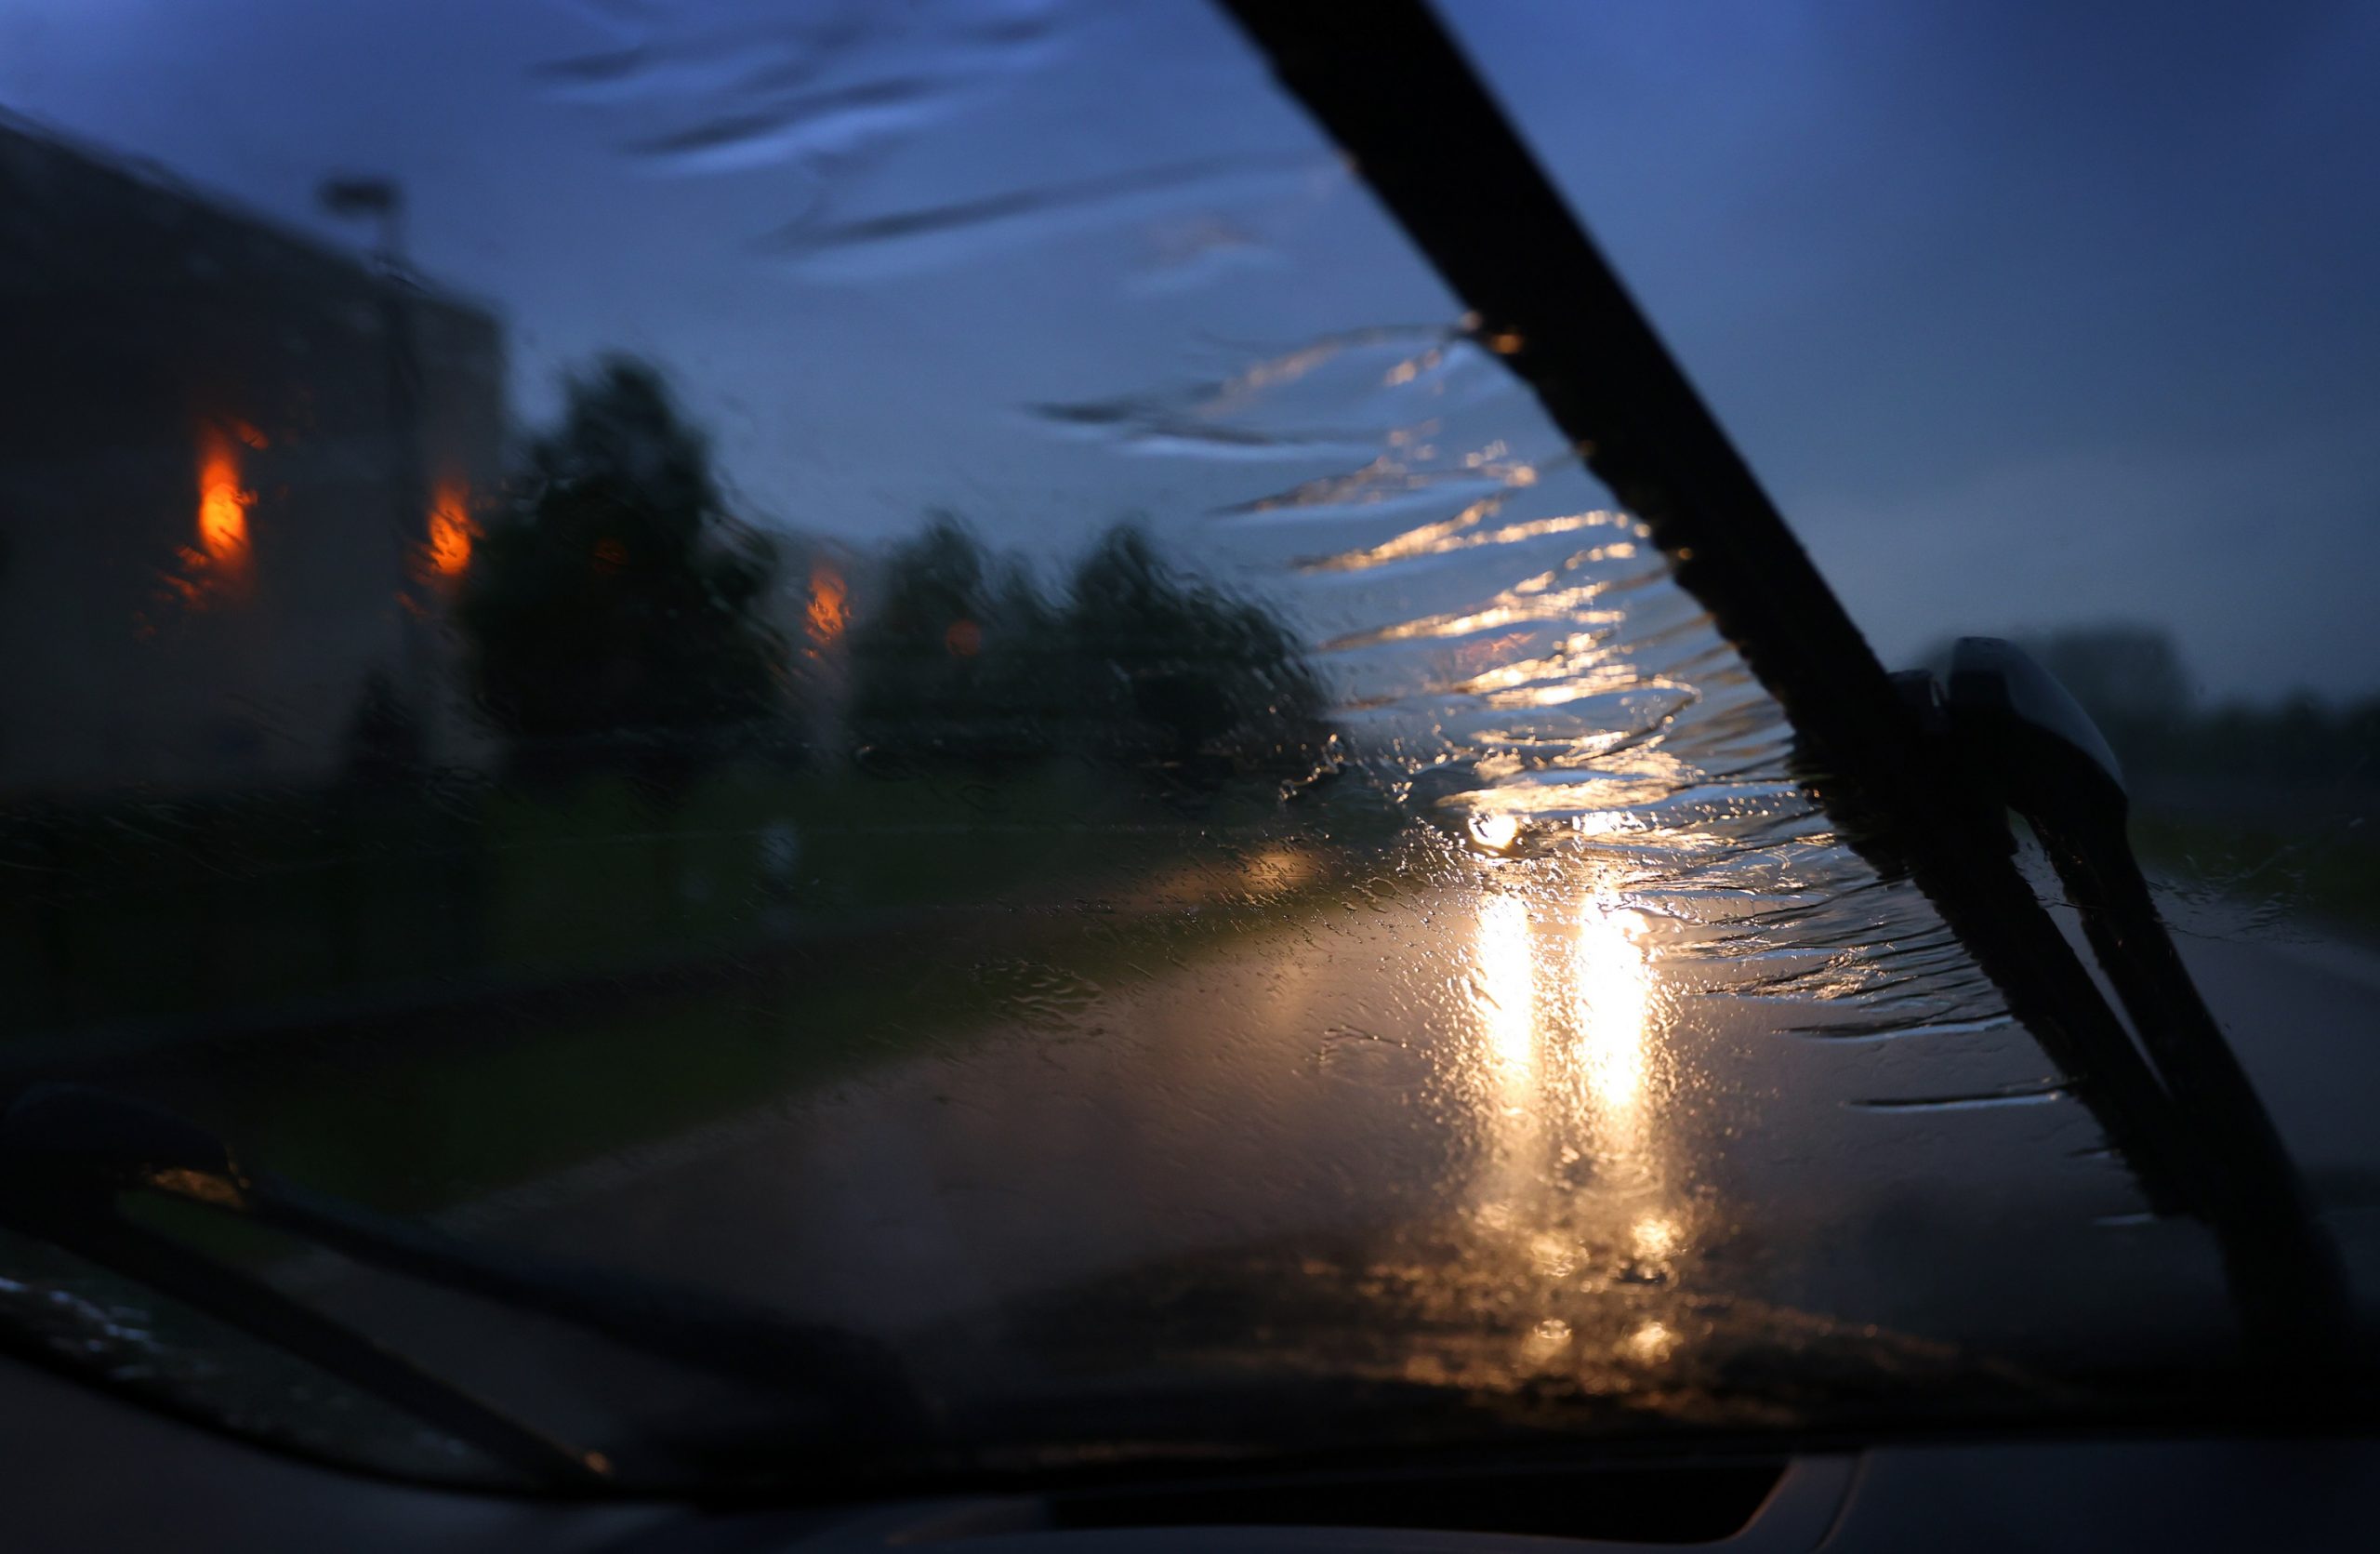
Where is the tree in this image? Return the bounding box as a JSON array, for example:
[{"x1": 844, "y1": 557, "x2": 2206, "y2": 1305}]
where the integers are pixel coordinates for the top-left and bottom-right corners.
[
  {"x1": 843, "y1": 517, "x2": 1058, "y2": 772},
  {"x1": 456, "y1": 358, "x2": 788, "y2": 785},
  {"x1": 1060, "y1": 525, "x2": 1334, "y2": 790},
  {"x1": 840, "y1": 520, "x2": 1337, "y2": 789}
]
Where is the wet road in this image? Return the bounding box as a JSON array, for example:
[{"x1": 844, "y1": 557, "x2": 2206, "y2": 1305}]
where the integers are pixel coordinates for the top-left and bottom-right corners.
[{"x1": 283, "y1": 870, "x2": 2380, "y2": 1455}]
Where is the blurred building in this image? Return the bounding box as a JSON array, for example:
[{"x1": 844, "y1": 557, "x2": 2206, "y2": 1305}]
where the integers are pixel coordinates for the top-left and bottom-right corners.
[{"x1": 0, "y1": 114, "x2": 506, "y2": 798}]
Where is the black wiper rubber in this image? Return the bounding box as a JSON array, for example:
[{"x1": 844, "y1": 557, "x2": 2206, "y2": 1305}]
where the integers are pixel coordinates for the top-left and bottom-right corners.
[
  {"x1": 1941, "y1": 640, "x2": 2351, "y2": 1359},
  {"x1": 0, "y1": 1185, "x2": 608, "y2": 1487},
  {"x1": 0, "y1": 1088, "x2": 605, "y2": 1487},
  {"x1": 1213, "y1": 0, "x2": 2349, "y2": 1365},
  {"x1": 0, "y1": 1084, "x2": 926, "y2": 1465}
]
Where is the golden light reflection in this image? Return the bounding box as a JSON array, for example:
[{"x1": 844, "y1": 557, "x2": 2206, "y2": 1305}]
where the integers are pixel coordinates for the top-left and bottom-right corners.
[
  {"x1": 1302, "y1": 496, "x2": 1498, "y2": 575},
  {"x1": 1631, "y1": 1214, "x2": 1681, "y2": 1261},
  {"x1": 1521, "y1": 1318, "x2": 1572, "y2": 1365},
  {"x1": 1453, "y1": 635, "x2": 1626, "y2": 696},
  {"x1": 1240, "y1": 844, "x2": 1317, "y2": 893},
  {"x1": 1454, "y1": 871, "x2": 1697, "y2": 1383},
  {"x1": 426, "y1": 483, "x2": 475, "y2": 577},
  {"x1": 1297, "y1": 508, "x2": 1613, "y2": 573},
  {"x1": 1527, "y1": 1230, "x2": 1580, "y2": 1278},
  {"x1": 1572, "y1": 903, "x2": 1652, "y2": 1115},
  {"x1": 1342, "y1": 582, "x2": 1618, "y2": 649},
  {"x1": 1474, "y1": 894, "x2": 1536, "y2": 1077},
  {"x1": 196, "y1": 428, "x2": 252, "y2": 564},
  {"x1": 1626, "y1": 1321, "x2": 1676, "y2": 1363},
  {"x1": 1470, "y1": 813, "x2": 1521, "y2": 853}
]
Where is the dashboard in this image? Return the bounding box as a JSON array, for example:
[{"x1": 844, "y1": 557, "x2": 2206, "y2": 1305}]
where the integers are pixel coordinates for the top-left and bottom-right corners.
[{"x1": 7, "y1": 1352, "x2": 2375, "y2": 1553}]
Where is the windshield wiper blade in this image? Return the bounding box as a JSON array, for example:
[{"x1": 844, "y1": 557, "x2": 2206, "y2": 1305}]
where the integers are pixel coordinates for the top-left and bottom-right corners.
[
  {"x1": 0, "y1": 1092, "x2": 605, "y2": 1486},
  {"x1": 0, "y1": 1083, "x2": 926, "y2": 1469},
  {"x1": 0, "y1": 1176, "x2": 609, "y2": 1487},
  {"x1": 1934, "y1": 640, "x2": 2349, "y2": 1333},
  {"x1": 1212, "y1": 0, "x2": 2349, "y2": 1366}
]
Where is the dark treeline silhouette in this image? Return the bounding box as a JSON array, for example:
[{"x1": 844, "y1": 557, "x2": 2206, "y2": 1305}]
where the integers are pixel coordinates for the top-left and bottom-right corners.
[
  {"x1": 456, "y1": 358, "x2": 793, "y2": 789},
  {"x1": 848, "y1": 520, "x2": 1335, "y2": 792},
  {"x1": 845, "y1": 515, "x2": 1056, "y2": 774},
  {"x1": 450, "y1": 356, "x2": 1333, "y2": 797},
  {"x1": 2003, "y1": 626, "x2": 2380, "y2": 935},
  {"x1": 1933, "y1": 625, "x2": 2378, "y2": 797},
  {"x1": 2130, "y1": 697, "x2": 2380, "y2": 792}
]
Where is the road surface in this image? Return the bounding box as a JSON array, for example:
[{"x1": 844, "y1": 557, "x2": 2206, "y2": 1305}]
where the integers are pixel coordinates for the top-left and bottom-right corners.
[{"x1": 269, "y1": 870, "x2": 2380, "y2": 1465}]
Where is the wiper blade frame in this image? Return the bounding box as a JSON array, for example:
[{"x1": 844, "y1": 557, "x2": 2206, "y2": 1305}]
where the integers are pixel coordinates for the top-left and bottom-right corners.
[{"x1": 0, "y1": 1083, "x2": 927, "y2": 1482}]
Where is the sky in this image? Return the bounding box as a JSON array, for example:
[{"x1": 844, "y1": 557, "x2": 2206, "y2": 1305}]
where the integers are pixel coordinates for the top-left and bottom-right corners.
[
  {"x1": 2, "y1": 0, "x2": 2374, "y2": 701},
  {"x1": 1448, "y1": 0, "x2": 2380, "y2": 703}
]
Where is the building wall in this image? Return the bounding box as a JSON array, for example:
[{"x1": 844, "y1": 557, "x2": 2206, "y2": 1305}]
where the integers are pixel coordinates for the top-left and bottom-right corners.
[{"x1": 0, "y1": 119, "x2": 506, "y2": 798}]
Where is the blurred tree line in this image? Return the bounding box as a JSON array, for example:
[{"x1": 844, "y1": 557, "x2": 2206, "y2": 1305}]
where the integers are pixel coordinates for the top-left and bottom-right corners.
[
  {"x1": 439, "y1": 356, "x2": 1334, "y2": 797},
  {"x1": 847, "y1": 518, "x2": 1334, "y2": 790},
  {"x1": 1990, "y1": 625, "x2": 2380, "y2": 936},
  {"x1": 1997, "y1": 625, "x2": 2377, "y2": 796}
]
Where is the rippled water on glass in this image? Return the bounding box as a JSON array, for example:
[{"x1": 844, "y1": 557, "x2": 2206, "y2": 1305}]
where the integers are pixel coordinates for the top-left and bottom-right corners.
[{"x1": 0, "y1": 0, "x2": 2294, "y2": 1486}]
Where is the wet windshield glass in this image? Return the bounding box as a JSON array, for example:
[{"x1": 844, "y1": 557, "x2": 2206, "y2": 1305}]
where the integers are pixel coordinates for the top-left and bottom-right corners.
[{"x1": 1, "y1": 0, "x2": 2374, "y2": 1491}]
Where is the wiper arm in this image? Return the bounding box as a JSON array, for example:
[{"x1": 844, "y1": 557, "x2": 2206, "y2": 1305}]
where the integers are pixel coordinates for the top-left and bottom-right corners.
[
  {"x1": 0, "y1": 1083, "x2": 926, "y2": 1480},
  {"x1": 1933, "y1": 639, "x2": 2350, "y2": 1351}
]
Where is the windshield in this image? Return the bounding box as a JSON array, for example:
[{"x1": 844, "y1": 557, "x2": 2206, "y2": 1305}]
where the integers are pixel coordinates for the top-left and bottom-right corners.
[{"x1": 2, "y1": 0, "x2": 2375, "y2": 1493}]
